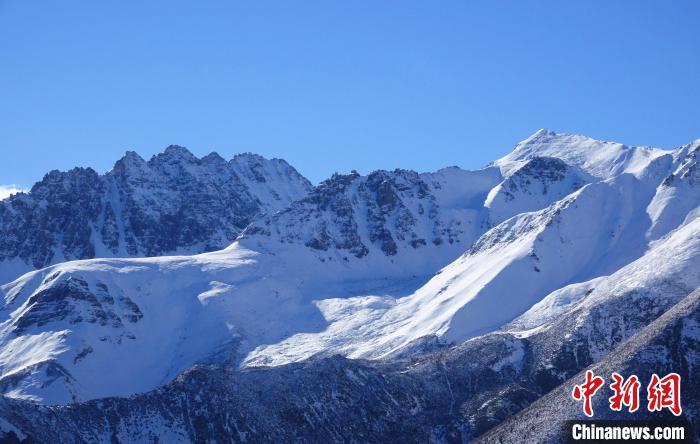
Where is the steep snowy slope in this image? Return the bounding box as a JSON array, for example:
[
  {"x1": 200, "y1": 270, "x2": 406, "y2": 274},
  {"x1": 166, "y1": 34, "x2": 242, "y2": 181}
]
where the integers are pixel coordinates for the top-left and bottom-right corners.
[
  {"x1": 0, "y1": 146, "x2": 312, "y2": 284},
  {"x1": 230, "y1": 152, "x2": 313, "y2": 211}
]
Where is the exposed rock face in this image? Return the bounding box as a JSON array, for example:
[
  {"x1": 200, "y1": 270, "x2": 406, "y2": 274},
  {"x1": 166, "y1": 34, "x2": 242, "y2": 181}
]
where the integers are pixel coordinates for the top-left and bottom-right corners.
[
  {"x1": 241, "y1": 167, "x2": 501, "y2": 261},
  {"x1": 0, "y1": 168, "x2": 105, "y2": 272},
  {"x1": 12, "y1": 275, "x2": 142, "y2": 334},
  {"x1": 0, "y1": 147, "x2": 312, "y2": 283},
  {"x1": 485, "y1": 156, "x2": 591, "y2": 224}
]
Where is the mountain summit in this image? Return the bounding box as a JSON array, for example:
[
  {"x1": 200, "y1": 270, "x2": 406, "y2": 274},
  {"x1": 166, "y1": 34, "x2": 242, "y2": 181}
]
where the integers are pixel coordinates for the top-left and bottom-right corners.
[{"x1": 0, "y1": 147, "x2": 312, "y2": 284}]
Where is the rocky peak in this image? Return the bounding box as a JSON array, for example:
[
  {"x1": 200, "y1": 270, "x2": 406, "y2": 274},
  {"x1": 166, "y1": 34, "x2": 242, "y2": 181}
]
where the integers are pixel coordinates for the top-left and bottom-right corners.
[
  {"x1": 513, "y1": 156, "x2": 568, "y2": 178},
  {"x1": 232, "y1": 152, "x2": 265, "y2": 161},
  {"x1": 303, "y1": 171, "x2": 361, "y2": 209},
  {"x1": 159, "y1": 144, "x2": 197, "y2": 161},
  {"x1": 324, "y1": 170, "x2": 362, "y2": 186},
  {"x1": 501, "y1": 156, "x2": 590, "y2": 193},
  {"x1": 229, "y1": 153, "x2": 313, "y2": 212},
  {"x1": 645, "y1": 141, "x2": 700, "y2": 241},
  {"x1": 521, "y1": 128, "x2": 556, "y2": 144},
  {"x1": 0, "y1": 168, "x2": 105, "y2": 271},
  {"x1": 110, "y1": 151, "x2": 147, "y2": 177},
  {"x1": 231, "y1": 153, "x2": 310, "y2": 185},
  {"x1": 484, "y1": 157, "x2": 589, "y2": 225},
  {"x1": 231, "y1": 155, "x2": 270, "y2": 184},
  {"x1": 241, "y1": 167, "x2": 479, "y2": 262},
  {"x1": 30, "y1": 167, "x2": 102, "y2": 195},
  {"x1": 146, "y1": 145, "x2": 201, "y2": 177},
  {"x1": 201, "y1": 151, "x2": 227, "y2": 166},
  {"x1": 674, "y1": 140, "x2": 699, "y2": 185},
  {"x1": 0, "y1": 146, "x2": 313, "y2": 284}
]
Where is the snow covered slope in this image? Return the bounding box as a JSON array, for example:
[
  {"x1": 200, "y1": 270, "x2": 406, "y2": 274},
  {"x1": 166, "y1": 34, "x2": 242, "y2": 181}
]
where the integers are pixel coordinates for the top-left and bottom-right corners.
[
  {"x1": 0, "y1": 254, "x2": 697, "y2": 443},
  {"x1": 0, "y1": 130, "x2": 697, "y2": 406},
  {"x1": 0, "y1": 146, "x2": 312, "y2": 284}
]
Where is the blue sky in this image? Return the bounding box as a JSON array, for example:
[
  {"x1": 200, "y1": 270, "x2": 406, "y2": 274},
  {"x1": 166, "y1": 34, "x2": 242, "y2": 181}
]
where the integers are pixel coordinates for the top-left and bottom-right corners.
[{"x1": 1, "y1": 1, "x2": 698, "y2": 189}]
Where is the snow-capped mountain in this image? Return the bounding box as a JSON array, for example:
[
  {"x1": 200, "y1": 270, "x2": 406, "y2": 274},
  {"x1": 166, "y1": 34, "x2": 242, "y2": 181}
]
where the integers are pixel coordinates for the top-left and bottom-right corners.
[
  {"x1": 0, "y1": 146, "x2": 312, "y2": 284},
  {"x1": 493, "y1": 129, "x2": 670, "y2": 179},
  {"x1": 239, "y1": 130, "x2": 694, "y2": 365},
  {"x1": 0, "y1": 164, "x2": 505, "y2": 404},
  {"x1": 0, "y1": 130, "x2": 698, "y2": 442}
]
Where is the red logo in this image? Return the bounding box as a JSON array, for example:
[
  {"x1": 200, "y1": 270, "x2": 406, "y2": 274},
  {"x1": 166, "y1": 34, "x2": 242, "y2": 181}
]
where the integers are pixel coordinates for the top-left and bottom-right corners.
[{"x1": 572, "y1": 371, "x2": 682, "y2": 417}]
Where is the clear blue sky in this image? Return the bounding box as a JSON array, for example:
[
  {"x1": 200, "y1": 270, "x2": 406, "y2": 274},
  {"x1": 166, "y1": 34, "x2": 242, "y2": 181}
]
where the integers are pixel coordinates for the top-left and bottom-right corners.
[{"x1": 1, "y1": 1, "x2": 698, "y2": 187}]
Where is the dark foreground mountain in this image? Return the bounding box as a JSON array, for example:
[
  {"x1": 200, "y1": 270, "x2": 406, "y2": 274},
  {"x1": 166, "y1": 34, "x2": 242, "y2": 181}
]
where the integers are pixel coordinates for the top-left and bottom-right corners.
[{"x1": 476, "y1": 286, "x2": 700, "y2": 443}]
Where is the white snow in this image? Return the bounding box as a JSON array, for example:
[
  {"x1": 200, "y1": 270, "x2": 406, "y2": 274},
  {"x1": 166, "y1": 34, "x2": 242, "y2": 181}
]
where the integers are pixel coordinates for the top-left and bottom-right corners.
[
  {"x1": 510, "y1": 213, "x2": 700, "y2": 332},
  {"x1": 0, "y1": 185, "x2": 25, "y2": 201}
]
